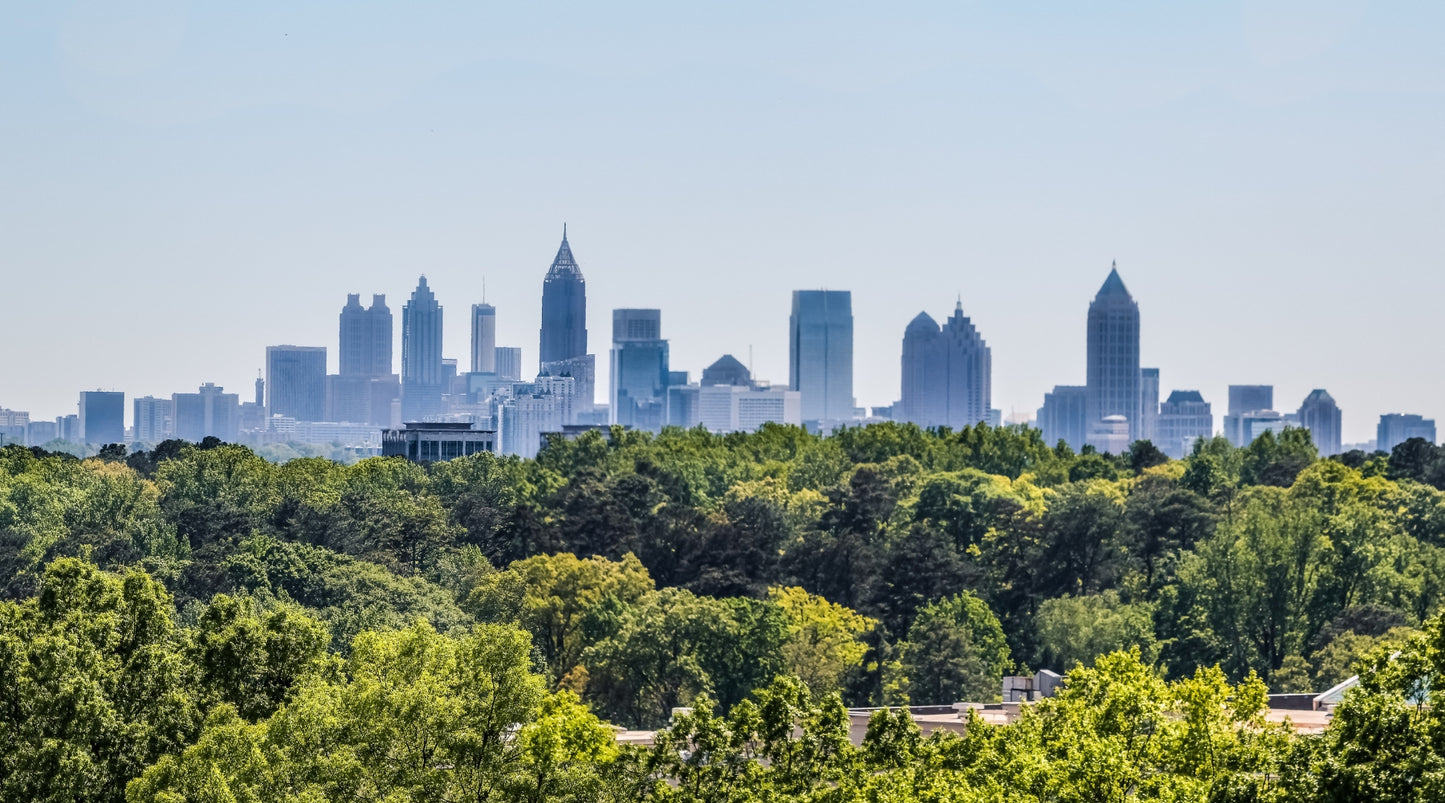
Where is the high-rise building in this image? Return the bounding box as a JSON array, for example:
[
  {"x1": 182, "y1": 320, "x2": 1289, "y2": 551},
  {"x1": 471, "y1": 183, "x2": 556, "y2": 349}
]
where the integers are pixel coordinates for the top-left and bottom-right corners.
[
  {"x1": 471, "y1": 303, "x2": 497, "y2": 374},
  {"x1": 56, "y1": 414, "x2": 81, "y2": 442},
  {"x1": 495, "y1": 347, "x2": 523, "y2": 381},
  {"x1": 1140, "y1": 368, "x2": 1160, "y2": 443},
  {"x1": 25, "y1": 420, "x2": 57, "y2": 447},
  {"x1": 172, "y1": 383, "x2": 240, "y2": 442},
  {"x1": 540, "y1": 227, "x2": 587, "y2": 366},
  {"x1": 498, "y1": 375, "x2": 576, "y2": 458},
  {"x1": 1038, "y1": 385, "x2": 1087, "y2": 451},
  {"x1": 266, "y1": 346, "x2": 327, "y2": 422},
  {"x1": 133, "y1": 396, "x2": 173, "y2": 443},
  {"x1": 609, "y1": 309, "x2": 669, "y2": 431},
  {"x1": 78, "y1": 390, "x2": 125, "y2": 444},
  {"x1": 1379, "y1": 414, "x2": 1436, "y2": 453},
  {"x1": 789, "y1": 290, "x2": 854, "y2": 424},
  {"x1": 1297, "y1": 389, "x2": 1342, "y2": 456},
  {"x1": 1085, "y1": 264, "x2": 1141, "y2": 449},
  {"x1": 898, "y1": 301, "x2": 991, "y2": 430},
  {"x1": 1156, "y1": 390, "x2": 1212, "y2": 458},
  {"x1": 340, "y1": 293, "x2": 392, "y2": 377},
  {"x1": 1224, "y1": 385, "x2": 1275, "y2": 446},
  {"x1": 401, "y1": 276, "x2": 445, "y2": 421},
  {"x1": 540, "y1": 354, "x2": 595, "y2": 419},
  {"x1": 666, "y1": 383, "x2": 801, "y2": 433}
]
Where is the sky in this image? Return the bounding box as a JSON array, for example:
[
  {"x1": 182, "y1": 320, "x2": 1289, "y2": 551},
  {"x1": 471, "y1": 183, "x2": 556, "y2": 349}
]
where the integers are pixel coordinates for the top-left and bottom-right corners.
[{"x1": 2, "y1": 0, "x2": 1442, "y2": 444}]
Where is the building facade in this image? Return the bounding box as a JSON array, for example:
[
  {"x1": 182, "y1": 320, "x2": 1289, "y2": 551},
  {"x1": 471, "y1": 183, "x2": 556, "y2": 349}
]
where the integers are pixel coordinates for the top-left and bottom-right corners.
[
  {"x1": 1156, "y1": 390, "x2": 1212, "y2": 458},
  {"x1": 471, "y1": 303, "x2": 497, "y2": 374},
  {"x1": 78, "y1": 390, "x2": 125, "y2": 444},
  {"x1": 382, "y1": 422, "x2": 496, "y2": 463},
  {"x1": 266, "y1": 346, "x2": 327, "y2": 422},
  {"x1": 339, "y1": 293, "x2": 392, "y2": 377},
  {"x1": 1379, "y1": 414, "x2": 1437, "y2": 452},
  {"x1": 133, "y1": 396, "x2": 173, "y2": 443},
  {"x1": 609, "y1": 309, "x2": 669, "y2": 431},
  {"x1": 1224, "y1": 385, "x2": 1275, "y2": 446},
  {"x1": 789, "y1": 289, "x2": 854, "y2": 424},
  {"x1": 172, "y1": 383, "x2": 240, "y2": 442},
  {"x1": 1085, "y1": 264, "x2": 1141, "y2": 448},
  {"x1": 667, "y1": 383, "x2": 801, "y2": 433},
  {"x1": 1297, "y1": 389, "x2": 1342, "y2": 456},
  {"x1": 401, "y1": 276, "x2": 445, "y2": 421},
  {"x1": 899, "y1": 301, "x2": 991, "y2": 430},
  {"x1": 1140, "y1": 368, "x2": 1160, "y2": 443},
  {"x1": 1038, "y1": 385, "x2": 1087, "y2": 452},
  {"x1": 494, "y1": 347, "x2": 523, "y2": 381}
]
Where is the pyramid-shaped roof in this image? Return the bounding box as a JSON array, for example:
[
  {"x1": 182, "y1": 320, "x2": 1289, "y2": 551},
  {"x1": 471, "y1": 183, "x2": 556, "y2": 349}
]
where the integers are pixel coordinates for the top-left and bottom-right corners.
[
  {"x1": 1096, "y1": 262, "x2": 1131, "y2": 299},
  {"x1": 905, "y1": 311, "x2": 939, "y2": 335},
  {"x1": 546, "y1": 225, "x2": 583, "y2": 281}
]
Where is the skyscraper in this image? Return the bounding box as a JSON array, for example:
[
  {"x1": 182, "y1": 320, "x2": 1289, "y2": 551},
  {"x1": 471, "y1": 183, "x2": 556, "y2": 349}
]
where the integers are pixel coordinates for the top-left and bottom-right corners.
[
  {"x1": 540, "y1": 227, "x2": 587, "y2": 366},
  {"x1": 78, "y1": 390, "x2": 124, "y2": 444},
  {"x1": 471, "y1": 303, "x2": 497, "y2": 374},
  {"x1": 898, "y1": 301, "x2": 991, "y2": 430},
  {"x1": 701, "y1": 354, "x2": 751, "y2": 387},
  {"x1": 1156, "y1": 390, "x2": 1213, "y2": 459},
  {"x1": 401, "y1": 276, "x2": 445, "y2": 421},
  {"x1": 1224, "y1": 385, "x2": 1275, "y2": 446},
  {"x1": 133, "y1": 396, "x2": 172, "y2": 443},
  {"x1": 1038, "y1": 385, "x2": 1087, "y2": 451},
  {"x1": 789, "y1": 290, "x2": 854, "y2": 424},
  {"x1": 609, "y1": 309, "x2": 669, "y2": 430},
  {"x1": 1297, "y1": 389, "x2": 1342, "y2": 456},
  {"x1": 1085, "y1": 264, "x2": 1141, "y2": 448},
  {"x1": 1140, "y1": 368, "x2": 1160, "y2": 443},
  {"x1": 495, "y1": 347, "x2": 523, "y2": 381},
  {"x1": 1378, "y1": 414, "x2": 1436, "y2": 453},
  {"x1": 266, "y1": 346, "x2": 327, "y2": 422},
  {"x1": 339, "y1": 293, "x2": 392, "y2": 376},
  {"x1": 172, "y1": 383, "x2": 240, "y2": 442}
]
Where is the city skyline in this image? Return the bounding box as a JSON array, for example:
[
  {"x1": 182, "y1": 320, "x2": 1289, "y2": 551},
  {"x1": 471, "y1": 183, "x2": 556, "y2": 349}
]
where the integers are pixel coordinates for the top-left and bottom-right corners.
[{"x1": 6, "y1": 5, "x2": 1444, "y2": 443}]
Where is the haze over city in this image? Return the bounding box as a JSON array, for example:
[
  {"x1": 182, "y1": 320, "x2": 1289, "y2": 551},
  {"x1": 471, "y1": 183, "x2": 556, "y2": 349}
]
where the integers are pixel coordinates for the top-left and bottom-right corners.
[{"x1": 5, "y1": 1, "x2": 1444, "y2": 442}]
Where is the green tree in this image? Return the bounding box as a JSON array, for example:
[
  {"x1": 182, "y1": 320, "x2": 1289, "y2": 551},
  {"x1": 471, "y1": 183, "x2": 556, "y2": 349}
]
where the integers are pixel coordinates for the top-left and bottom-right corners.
[
  {"x1": 1035, "y1": 590, "x2": 1158, "y2": 671},
  {"x1": 769, "y1": 585, "x2": 875, "y2": 697},
  {"x1": 886, "y1": 591, "x2": 1010, "y2": 704},
  {"x1": 187, "y1": 593, "x2": 333, "y2": 720}
]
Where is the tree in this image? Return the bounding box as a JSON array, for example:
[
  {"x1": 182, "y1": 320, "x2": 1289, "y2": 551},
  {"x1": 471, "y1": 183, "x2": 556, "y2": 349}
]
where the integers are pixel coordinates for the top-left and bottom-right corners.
[
  {"x1": 187, "y1": 593, "x2": 332, "y2": 721},
  {"x1": 886, "y1": 591, "x2": 1010, "y2": 704},
  {"x1": 1035, "y1": 590, "x2": 1157, "y2": 671},
  {"x1": 769, "y1": 586, "x2": 875, "y2": 697},
  {"x1": 0, "y1": 559, "x2": 200, "y2": 803}
]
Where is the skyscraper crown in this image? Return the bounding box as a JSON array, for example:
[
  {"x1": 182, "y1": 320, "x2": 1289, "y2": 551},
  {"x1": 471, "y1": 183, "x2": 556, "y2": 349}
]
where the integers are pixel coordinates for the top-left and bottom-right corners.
[
  {"x1": 1095, "y1": 262, "x2": 1132, "y2": 299},
  {"x1": 546, "y1": 225, "x2": 583, "y2": 281}
]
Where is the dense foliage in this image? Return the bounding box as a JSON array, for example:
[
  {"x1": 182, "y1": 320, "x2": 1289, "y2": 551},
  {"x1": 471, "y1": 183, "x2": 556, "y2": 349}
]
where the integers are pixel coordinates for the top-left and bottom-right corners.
[{"x1": 4, "y1": 424, "x2": 1445, "y2": 799}]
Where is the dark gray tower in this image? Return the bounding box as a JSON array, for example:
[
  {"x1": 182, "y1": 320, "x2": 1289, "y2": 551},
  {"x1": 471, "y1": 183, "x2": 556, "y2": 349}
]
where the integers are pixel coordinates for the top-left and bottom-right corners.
[
  {"x1": 1085, "y1": 263, "x2": 1141, "y2": 447},
  {"x1": 402, "y1": 276, "x2": 444, "y2": 421},
  {"x1": 540, "y1": 226, "x2": 588, "y2": 367},
  {"x1": 901, "y1": 312, "x2": 943, "y2": 426},
  {"x1": 1298, "y1": 389, "x2": 1342, "y2": 456}
]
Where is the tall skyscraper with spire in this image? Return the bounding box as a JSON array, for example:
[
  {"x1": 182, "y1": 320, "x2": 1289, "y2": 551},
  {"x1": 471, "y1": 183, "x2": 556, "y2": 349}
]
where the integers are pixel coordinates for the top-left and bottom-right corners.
[
  {"x1": 401, "y1": 276, "x2": 445, "y2": 421},
  {"x1": 1085, "y1": 263, "x2": 1142, "y2": 449},
  {"x1": 899, "y1": 300, "x2": 991, "y2": 429},
  {"x1": 471, "y1": 303, "x2": 496, "y2": 374},
  {"x1": 540, "y1": 226, "x2": 587, "y2": 366}
]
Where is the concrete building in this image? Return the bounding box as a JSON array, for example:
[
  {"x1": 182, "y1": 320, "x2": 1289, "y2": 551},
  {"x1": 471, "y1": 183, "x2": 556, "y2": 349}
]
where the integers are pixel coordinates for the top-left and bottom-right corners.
[
  {"x1": 339, "y1": 293, "x2": 393, "y2": 377},
  {"x1": 1297, "y1": 389, "x2": 1342, "y2": 456},
  {"x1": 25, "y1": 420, "x2": 57, "y2": 447},
  {"x1": 79, "y1": 390, "x2": 124, "y2": 444},
  {"x1": 1085, "y1": 265, "x2": 1141, "y2": 450},
  {"x1": 266, "y1": 346, "x2": 327, "y2": 422},
  {"x1": 1379, "y1": 414, "x2": 1437, "y2": 452},
  {"x1": 1092, "y1": 415, "x2": 1131, "y2": 455},
  {"x1": 1140, "y1": 368, "x2": 1160, "y2": 443},
  {"x1": 499, "y1": 375, "x2": 576, "y2": 458},
  {"x1": 539, "y1": 226, "x2": 588, "y2": 367},
  {"x1": 1038, "y1": 385, "x2": 1087, "y2": 451},
  {"x1": 471, "y1": 303, "x2": 497, "y2": 374},
  {"x1": 56, "y1": 414, "x2": 80, "y2": 442},
  {"x1": 381, "y1": 422, "x2": 496, "y2": 463},
  {"x1": 666, "y1": 383, "x2": 801, "y2": 433},
  {"x1": 494, "y1": 347, "x2": 523, "y2": 381},
  {"x1": 0, "y1": 408, "x2": 27, "y2": 446},
  {"x1": 1224, "y1": 385, "x2": 1274, "y2": 447},
  {"x1": 790, "y1": 290, "x2": 854, "y2": 424},
  {"x1": 1156, "y1": 390, "x2": 1212, "y2": 458},
  {"x1": 609, "y1": 309, "x2": 669, "y2": 431},
  {"x1": 172, "y1": 383, "x2": 240, "y2": 442},
  {"x1": 899, "y1": 301, "x2": 992, "y2": 430},
  {"x1": 401, "y1": 276, "x2": 445, "y2": 421},
  {"x1": 133, "y1": 396, "x2": 173, "y2": 443}
]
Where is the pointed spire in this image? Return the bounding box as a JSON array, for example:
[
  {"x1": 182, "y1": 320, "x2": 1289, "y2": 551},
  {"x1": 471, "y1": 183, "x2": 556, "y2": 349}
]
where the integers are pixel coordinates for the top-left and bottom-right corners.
[
  {"x1": 563, "y1": 222, "x2": 568, "y2": 241},
  {"x1": 1095, "y1": 262, "x2": 1131, "y2": 298},
  {"x1": 546, "y1": 225, "x2": 582, "y2": 280}
]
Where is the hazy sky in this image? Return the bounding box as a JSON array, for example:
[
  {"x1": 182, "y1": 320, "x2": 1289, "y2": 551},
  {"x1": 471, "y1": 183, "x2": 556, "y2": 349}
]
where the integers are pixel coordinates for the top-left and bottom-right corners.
[{"x1": 3, "y1": 1, "x2": 1442, "y2": 443}]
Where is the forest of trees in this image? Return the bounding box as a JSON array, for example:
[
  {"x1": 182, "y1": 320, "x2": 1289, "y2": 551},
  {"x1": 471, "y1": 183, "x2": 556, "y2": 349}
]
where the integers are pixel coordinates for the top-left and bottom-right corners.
[{"x1": 6, "y1": 422, "x2": 1445, "y2": 800}]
